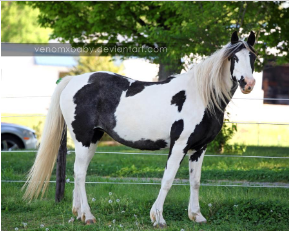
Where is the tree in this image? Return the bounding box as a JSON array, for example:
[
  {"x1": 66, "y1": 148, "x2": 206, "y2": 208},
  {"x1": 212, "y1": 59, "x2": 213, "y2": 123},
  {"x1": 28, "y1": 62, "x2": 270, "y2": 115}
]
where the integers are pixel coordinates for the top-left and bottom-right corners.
[
  {"x1": 26, "y1": 1, "x2": 288, "y2": 79},
  {"x1": 1, "y1": 1, "x2": 51, "y2": 43},
  {"x1": 68, "y1": 56, "x2": 124, "y2": 76}
]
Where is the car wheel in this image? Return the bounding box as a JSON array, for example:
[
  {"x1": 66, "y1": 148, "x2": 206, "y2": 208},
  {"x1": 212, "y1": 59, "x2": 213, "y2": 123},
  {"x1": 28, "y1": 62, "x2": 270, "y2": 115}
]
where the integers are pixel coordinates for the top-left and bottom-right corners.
[{"x1": 1, "y1": 134, "x2": 24, "y2": 151}]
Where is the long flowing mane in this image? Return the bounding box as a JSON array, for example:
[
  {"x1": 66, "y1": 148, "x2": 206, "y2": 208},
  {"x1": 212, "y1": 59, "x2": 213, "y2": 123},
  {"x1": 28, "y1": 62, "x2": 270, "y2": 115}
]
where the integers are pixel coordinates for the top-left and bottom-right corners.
[{"x1": 193, "y1": 40, "x2": 256, "y2": 113}]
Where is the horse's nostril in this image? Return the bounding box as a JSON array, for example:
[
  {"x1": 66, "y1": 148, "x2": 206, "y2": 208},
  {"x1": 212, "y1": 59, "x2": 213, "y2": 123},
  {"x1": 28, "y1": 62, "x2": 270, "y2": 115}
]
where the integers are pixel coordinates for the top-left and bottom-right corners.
[{"x1": 248, "y1": 86, "x2": 251, "y2": 90}]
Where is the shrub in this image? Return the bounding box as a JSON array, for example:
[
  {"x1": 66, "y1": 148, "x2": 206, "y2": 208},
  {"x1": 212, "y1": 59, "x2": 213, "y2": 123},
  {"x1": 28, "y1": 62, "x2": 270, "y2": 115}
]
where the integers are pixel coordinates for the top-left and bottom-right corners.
[{"x1": 207, "y1": 113, "x2": 246, "y2": 154}]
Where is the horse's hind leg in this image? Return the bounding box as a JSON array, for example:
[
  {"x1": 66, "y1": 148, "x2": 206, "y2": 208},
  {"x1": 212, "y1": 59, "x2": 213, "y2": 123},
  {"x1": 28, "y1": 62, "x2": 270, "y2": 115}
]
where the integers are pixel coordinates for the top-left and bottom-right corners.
[{"x1": 73, "y1": 141, "x2": 98, "y2": 225}]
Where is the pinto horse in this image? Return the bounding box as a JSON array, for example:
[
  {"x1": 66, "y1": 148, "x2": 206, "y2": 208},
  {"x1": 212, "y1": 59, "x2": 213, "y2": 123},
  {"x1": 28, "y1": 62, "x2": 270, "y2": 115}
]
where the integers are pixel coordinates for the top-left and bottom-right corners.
[{"x1": 23, "y1": 31, "x2": 256, "y2": 227}]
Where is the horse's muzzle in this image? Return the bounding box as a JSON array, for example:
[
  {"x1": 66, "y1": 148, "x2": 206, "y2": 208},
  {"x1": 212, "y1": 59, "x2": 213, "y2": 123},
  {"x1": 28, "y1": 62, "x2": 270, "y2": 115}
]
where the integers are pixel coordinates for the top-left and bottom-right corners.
[{"x1": 240, "y1": 77, "x2": 255, "y2": 94}]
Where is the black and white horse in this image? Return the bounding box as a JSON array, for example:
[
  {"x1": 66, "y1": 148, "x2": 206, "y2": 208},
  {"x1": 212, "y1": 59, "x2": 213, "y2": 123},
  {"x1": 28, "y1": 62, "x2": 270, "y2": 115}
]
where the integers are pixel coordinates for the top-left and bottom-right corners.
[{"x1": 24, "y1": 31, "x2": 256, "y2": 227}]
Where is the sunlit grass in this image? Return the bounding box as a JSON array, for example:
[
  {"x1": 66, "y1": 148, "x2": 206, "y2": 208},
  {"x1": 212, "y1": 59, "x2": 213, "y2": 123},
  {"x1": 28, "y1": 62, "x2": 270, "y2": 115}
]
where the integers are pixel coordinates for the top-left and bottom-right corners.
[
  {"x1": 2, "y1": 146, "x2": 289, "y2": 183},
  {"x1": 2, "y1": 113, "x2": 289, "y2": 147}
]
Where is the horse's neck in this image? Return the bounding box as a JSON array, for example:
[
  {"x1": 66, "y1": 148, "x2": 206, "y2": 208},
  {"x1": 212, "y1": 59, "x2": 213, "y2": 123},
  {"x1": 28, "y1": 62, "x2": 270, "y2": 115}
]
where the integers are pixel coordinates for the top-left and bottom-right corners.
[
  {"x1": 223, "y1": 80, "x2": 238, "y2": 108},
  {"x1": 214, "y1": 61, "x2": 238, "y2": 112},
  {"x1": 186, "y1": 61, "x2": 236, "y2": 112}
]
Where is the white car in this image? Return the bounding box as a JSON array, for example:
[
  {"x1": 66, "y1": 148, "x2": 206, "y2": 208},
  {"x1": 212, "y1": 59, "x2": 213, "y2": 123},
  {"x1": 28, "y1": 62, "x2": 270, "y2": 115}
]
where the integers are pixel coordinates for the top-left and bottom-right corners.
[{"x1": 1, "y1": 123, "x2": 38, "y2": 151}]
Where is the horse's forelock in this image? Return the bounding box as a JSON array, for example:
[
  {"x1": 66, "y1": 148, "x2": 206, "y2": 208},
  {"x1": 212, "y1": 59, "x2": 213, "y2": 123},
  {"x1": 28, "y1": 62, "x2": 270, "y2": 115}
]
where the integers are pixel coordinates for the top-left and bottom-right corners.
[{"x1": 224, "y1": 41, "x2": 257, "y2": 59}]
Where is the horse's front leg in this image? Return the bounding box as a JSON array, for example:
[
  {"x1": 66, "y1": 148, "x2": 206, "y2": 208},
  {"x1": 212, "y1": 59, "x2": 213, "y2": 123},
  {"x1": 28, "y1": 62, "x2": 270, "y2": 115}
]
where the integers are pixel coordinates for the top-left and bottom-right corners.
[
  {"x1": 150, "y1": 140, "x2": 187, "y2": 228},
  {"x1": 188, "y1": 147, "x2": 207, "y2": 223}
]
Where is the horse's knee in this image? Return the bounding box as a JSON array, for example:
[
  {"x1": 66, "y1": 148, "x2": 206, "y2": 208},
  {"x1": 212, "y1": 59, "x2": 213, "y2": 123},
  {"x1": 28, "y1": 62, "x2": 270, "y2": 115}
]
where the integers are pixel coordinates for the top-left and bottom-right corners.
[
  {"x1": 191, "y1": 180, "x2": 200, "y2": 190},
  {"x1": 161, "y1": 180, "x2": 173, "y2": 191},
  {"x1": 73, "y1": 170, "x2": 86, "y2": 183}
]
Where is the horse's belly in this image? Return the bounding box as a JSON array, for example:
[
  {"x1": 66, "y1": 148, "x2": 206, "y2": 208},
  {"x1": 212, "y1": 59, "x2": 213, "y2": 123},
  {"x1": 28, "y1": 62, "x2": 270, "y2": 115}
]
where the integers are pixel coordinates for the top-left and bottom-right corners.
[
  {"x1": 114, "y1": 111, "x2": 172, "y2": 141},
  {"x1": 111, "y1": 90, "x2": 178, "y2": 149}
]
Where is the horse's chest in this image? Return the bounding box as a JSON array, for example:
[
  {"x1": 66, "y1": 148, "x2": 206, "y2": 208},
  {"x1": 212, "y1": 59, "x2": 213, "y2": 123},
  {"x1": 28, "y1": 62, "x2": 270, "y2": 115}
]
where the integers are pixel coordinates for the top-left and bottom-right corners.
[{"x1": 185, "y1": 112, "x2": 224, "y2": 151}]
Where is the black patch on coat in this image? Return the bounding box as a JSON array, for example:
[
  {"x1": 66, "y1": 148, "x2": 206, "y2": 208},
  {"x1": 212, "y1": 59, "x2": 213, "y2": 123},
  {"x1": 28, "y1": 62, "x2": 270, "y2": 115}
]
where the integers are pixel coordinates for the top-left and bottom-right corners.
[
  {"x1": 179, "y1": 153, "x2": 187, "y2": 165},
  {"x1": 72, "y1": 72, "x2": 168, "y2": 150},
  {"x1": 111, "y1": 136, "x2": 167, "y2": 150},
  {"x1": 229, "y1": 54, "x2": 239, "y2": 78},
  {"x1": 168, "y1": 120, "x2": 184, "y2": 160},
  {"x1": 171, "y1": 91, "x2": 186, "y2": 112},
  {"x1": 190, "y1": 169, "x2": 193, "y2": 174},
  {"x1": 238, "y1": 76, "x2": 246, "y2": 89},
  {"x1": 229, "y1": 57, "x2": 235, "y2": 77},
  {"x1": 126, "y1": 77, "x2": 175, "y2": 97},
  {"x1": 72, "y1": 72, "x2": 130, "y2": 147},
  {"x1": 183, "y1": 82, "x2": 238, "y2": 154},
  {"x1": 189, "y1": 145, "x2": 206, "y2": 162},
  {"x1": 249, "y1": 52, "x2": 256, "y2": 73},
  {"x1": 183, "y1": 110, "x2": 223, "y2": 154},
  {"x1": 91, "y1": 129, "x2": 104, "y2": 144}
]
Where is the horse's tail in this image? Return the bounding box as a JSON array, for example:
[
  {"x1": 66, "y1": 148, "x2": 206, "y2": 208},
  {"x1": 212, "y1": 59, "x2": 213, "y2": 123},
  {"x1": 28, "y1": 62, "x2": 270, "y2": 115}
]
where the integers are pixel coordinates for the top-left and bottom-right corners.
[{"x1": 22, "y1": 76, "x2": 73, "y2": 201}]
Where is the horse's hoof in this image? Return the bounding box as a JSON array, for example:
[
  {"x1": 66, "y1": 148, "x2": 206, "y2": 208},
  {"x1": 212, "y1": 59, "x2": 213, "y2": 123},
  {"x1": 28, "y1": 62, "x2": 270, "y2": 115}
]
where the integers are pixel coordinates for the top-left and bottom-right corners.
[
  {"x1": 189, "y1": 213, "x2": 207, "y2": 223},
  {"x1": 85, "y1": 219, "x2": 96, "y2": 225},
  {"x1": 195, "y1": 216, "x2": 207, "y2": 224},
  {"x1": 197, "y1": 219, "x2": 207, "y2": 224},
  {"x1": 72, "y1": 207, "x2": 78, "y2": 216},
  {"x1": 153, "y1": 222, "x2": 167, "y2": 229}
]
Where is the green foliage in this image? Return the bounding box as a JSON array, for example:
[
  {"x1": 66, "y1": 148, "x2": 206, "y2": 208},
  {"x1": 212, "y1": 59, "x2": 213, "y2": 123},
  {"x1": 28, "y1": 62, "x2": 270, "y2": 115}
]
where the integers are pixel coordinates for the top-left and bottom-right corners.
[
  {"x1": 26, "y1": 1, "x2": 289, "y2": 72},
  {"x1": 207, "y1": 119, "x2": 246, "y2": 154},
  {"x1": 207, "y1": 111, "x2": 247, "y2": 154},
  {"x1": 68, "y1": 56, "x2": 125, "y2": 76},
  {"x1": 1, "y1": 1, "x2": 51, "y2": 43},
  {"x1": 32, "y1": 121, "x2": 42, "y2": 144},
  {"x1": 208, "y1": 120, "x2": 238, "y2": 153}
]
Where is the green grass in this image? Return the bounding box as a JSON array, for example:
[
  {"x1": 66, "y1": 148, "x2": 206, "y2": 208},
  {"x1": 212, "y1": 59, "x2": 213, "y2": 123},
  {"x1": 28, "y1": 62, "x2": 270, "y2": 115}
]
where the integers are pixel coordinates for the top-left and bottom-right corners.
[
  {"x1": 2, "y1": 146, "x2": 289, "y2": 183},
  {"x1": 2, "y1": 182, "x2": 289, "y2": 231},
  {"x1": 2, "y1": 145, "x2": 289, "y2": 230},
  {"x1": 2, "y1": 114, "x2": 289, "y2": 147}
]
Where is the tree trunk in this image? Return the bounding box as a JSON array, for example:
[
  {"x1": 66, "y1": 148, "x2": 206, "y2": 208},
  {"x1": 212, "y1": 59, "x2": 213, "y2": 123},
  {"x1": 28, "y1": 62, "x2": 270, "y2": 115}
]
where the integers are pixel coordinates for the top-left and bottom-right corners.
[
  {"x1": 157, "y1": 59, "x2": 183, "y2": 81},
  {"x1": 55, "y1": 128, "x2": 67, "y2": 202}
]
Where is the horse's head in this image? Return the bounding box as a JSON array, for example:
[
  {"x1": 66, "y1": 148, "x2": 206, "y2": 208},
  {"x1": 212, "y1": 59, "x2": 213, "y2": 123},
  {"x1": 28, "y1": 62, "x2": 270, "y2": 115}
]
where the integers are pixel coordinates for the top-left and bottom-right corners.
[{"x1": 229, "y1": 31, "x2": 256, "y2": 94}]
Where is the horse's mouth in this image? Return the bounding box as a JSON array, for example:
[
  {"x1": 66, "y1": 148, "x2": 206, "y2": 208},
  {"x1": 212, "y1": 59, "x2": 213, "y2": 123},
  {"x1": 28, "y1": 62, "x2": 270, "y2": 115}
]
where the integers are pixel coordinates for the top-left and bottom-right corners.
[{"x1": 241, "y1": 88, "x2": 252, "y2": 94}]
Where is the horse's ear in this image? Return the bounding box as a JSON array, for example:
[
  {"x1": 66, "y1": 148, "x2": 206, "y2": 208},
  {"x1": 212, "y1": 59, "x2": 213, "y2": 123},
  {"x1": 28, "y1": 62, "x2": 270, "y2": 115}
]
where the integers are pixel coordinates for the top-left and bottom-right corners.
[
  {"x1": 231, "y1": 31, "x2": 239, "y2": 44},
  {"x1": 247, "y1": 31, "x2": 255, "y2": 46}
]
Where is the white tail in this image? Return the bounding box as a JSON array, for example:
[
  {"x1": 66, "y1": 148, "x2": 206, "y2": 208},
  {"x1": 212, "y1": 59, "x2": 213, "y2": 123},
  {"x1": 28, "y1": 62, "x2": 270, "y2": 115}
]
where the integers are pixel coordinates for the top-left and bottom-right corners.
[{"x1": 22, "y1": 76, "x2": 73, "y2": 201}]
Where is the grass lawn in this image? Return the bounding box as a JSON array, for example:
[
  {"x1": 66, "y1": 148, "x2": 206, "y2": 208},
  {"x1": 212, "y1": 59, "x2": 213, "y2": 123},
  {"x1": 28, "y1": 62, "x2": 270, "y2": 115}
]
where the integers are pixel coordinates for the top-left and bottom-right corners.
[
  {"x1": 2, "y1": 182, "x2": 289, "y2": 230},
  {"x1": 1, "y1": 145, "x2": 289, "y2": 230},
  {"x1": 2, "y1": 146, "x2": 289, "y2": 183},
  {"x1": 2, "y1": 114, "x2": 289, "y2": 147}
]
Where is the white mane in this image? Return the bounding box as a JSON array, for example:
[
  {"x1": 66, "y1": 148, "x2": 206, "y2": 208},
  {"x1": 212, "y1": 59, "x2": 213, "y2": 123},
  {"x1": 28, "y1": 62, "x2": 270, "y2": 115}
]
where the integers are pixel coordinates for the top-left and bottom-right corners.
[{"x1": 193, "y1": 40, "x2": 256, "y2": 113}]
